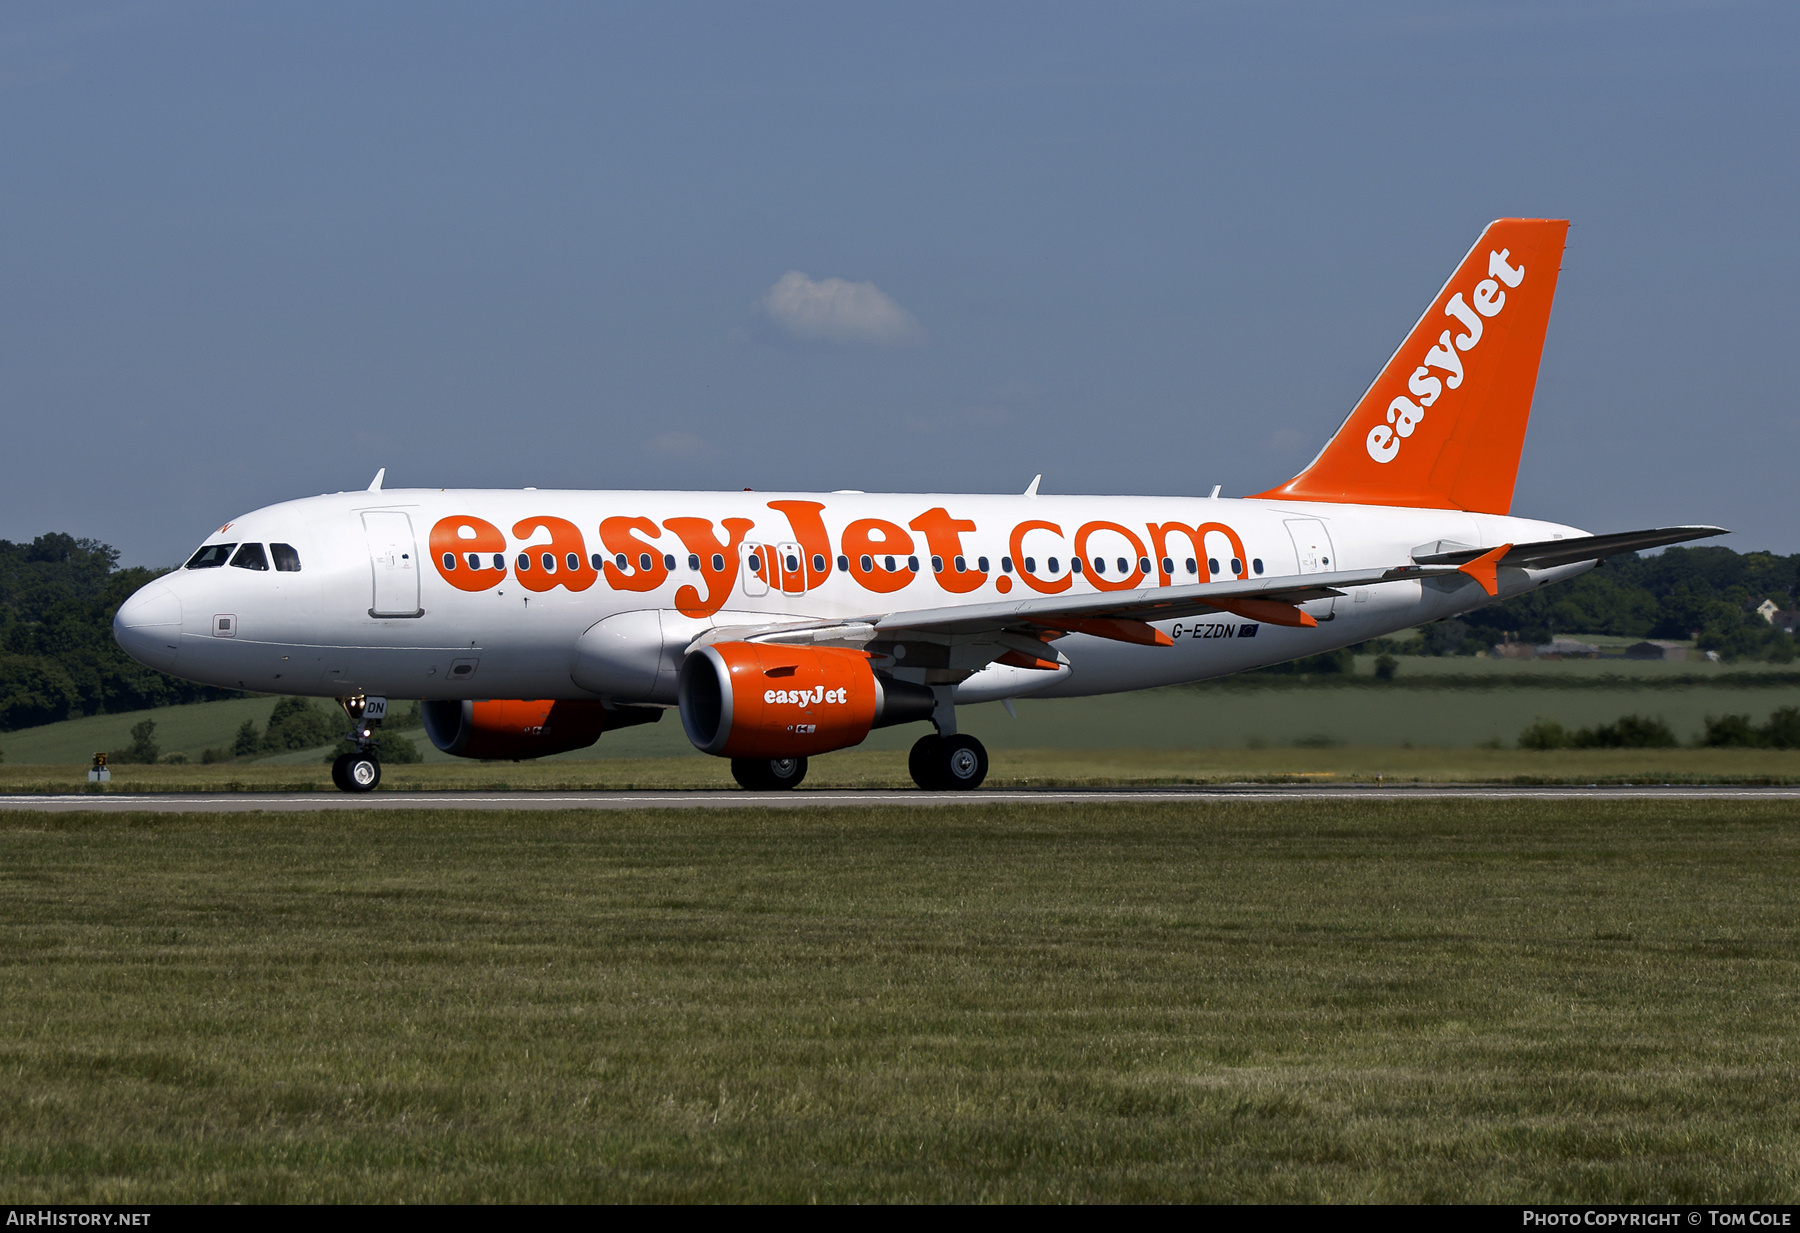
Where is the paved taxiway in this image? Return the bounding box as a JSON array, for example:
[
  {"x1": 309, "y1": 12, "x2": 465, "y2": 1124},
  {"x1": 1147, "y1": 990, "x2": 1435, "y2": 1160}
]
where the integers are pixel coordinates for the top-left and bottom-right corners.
[{"x1": 3, "y1": 786, "x2": 1799, "y2": 812}]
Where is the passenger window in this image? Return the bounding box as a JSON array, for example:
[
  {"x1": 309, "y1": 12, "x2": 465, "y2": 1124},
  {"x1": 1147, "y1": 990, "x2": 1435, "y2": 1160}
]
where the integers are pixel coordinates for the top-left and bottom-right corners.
[
  {"x1": 591, "y1": 553, "x2": 604, "y2": 571},
  {"x1": 953, "y1": 555, "x2": 966, "y2": 573},
  {"x1": 785, "y1": 554, "x2": 799, "y2": 572},
  {"x1": 977, "y1": 556, "x2": 989, "y2": 572},
  {"x1": 812, "y1": 554, "x2": 826, "y2": 573},
  {"x1": 566, "y1": 553, "x2": 581, "y2": 572},
  {"x1": 663, "y1": 554, "x2": 677, "y2": 570},
  {"x1": 1161, "y1": 557, "x2": 1173, "y2": 575},
  {"x1": 748, "y1": 554, "x2": 762, "y2": 572},
  {"x1": 1186, "y1": 558, "x2": 1198, "y2": 575},
  {"x1": 442, "y1": 552, "x2": 458, "y2": 571},
  {"x1": 931, "y1": 555, "x2": 944, "y2": 573},
  {"x1": 1230, "y1": 557, "x2": 1242, "y2": 575},
  {"x1": 1208, "y1": 558, "x2": 1220, "y2": 576},
  {"x1": 1048, "y1": 558, "x2": 1060, "y2": 574},
  {"x1": 271, "y1": 543, "x2": 302, "y2": 572},
  {"x1": 1253, "y1": 558, "x2": 1264, "y2": 575},
  {"x1": 1023, "y1": 557, "x2": 1035, "y2": 573},
  {"x1": 492, "y1": 554, "x2": 506, "y2": 572},
  {"x1": 1139, "y1": 557, "x2": 1151, "y2": 574},
  {"x1": 837, "y1": 555, "x2": 850, "y2": 571},
  {"x1": 517, "y1": 553, "x2": 531, "y2": 571},
  {"x1": 185, "y1": 543, "x2": 236, "y2": 569},
  {"x1": 688, "y1": 554, "x2": 701, "y2": 571},
  {"x1": 542, "y1": 552, "x2": 557, "y2": 572},
  {"x1": 639, "y1": 553, "x2": 653, "y2": 572},
  {"x1": 1118, "y1": 558, "x2": 1130, "y2": 575},
  {"x1": 230, "y1": 543, "x2": 269, "y2": 571},
  {"x1": 616, "y1": 553, "x2": 629, "y2": 570},
  {"x1": 859, "y1": 555, "x2": 873, "y2": 572},
  {"x1": 712, "y1": 554, "x2": 726, "y2": 572},
  {"x1": 1001, "y1": 556, "x2": 1013, "y2": 573},
  {"x1": 907, "y1": 556, "x2": 919, "y2": 572},
  {"x1": 465, "y1": 552, "x2": 483, "y2": 570},
  {"x1": 1070, "y1": 558, "x2": 1083, "y2": 574},
  {"x1": 1091, "y1": 558, "x2": 1104, "y2": 574}
]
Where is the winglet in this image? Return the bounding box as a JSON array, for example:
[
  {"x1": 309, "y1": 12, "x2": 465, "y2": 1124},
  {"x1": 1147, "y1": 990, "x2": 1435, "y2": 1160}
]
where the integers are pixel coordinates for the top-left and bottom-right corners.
[
  {"x1": 368, "y1": 468, "x2": 386, "y2": 493},
  {"x1": 1457, "y1": 543, "x2": 1512, "y2": 597}
]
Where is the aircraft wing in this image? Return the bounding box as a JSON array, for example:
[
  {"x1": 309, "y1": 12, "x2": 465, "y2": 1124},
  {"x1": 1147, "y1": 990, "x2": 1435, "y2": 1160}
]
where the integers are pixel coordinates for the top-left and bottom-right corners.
[
  {"x1": 706, "y1": 525, "x2": 1730, "y2": 660},
  {"x1": 1408, "y1": 525, "x2": 1728, "y2": 571}
]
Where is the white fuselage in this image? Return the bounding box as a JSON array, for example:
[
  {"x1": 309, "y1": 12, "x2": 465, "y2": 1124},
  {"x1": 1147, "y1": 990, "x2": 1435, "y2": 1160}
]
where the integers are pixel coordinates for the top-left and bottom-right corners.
[{"x1": 114, "y1": 488, "x2": 1591, "y2": 707}]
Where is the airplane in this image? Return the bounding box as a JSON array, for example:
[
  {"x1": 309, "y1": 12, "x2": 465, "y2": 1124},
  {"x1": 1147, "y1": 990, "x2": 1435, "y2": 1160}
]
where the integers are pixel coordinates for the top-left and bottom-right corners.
[{"x1": 113, "y1": 218, "x2": 1723, "y2": 793}]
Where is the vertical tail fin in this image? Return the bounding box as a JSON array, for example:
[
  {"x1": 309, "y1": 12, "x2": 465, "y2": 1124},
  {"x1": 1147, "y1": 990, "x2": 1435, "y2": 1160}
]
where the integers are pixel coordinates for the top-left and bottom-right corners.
[{"x1": 1252, "y1": 218, "x2": 1569, "y2": 514}]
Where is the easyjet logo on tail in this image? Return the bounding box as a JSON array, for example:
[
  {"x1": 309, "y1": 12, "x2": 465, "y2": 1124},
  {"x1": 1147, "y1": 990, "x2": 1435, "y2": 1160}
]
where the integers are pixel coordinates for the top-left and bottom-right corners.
[{"x1": 1367, "y1": 248, "x2": 1525, "y2": 465}]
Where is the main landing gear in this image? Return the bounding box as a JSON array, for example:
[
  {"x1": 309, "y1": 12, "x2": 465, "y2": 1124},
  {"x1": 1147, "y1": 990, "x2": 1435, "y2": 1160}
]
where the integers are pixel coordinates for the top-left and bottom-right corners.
[
  {"x1": 731, "y1": 756, "x2": 808, "y2": 791},
  {"x1": 908, "y1": 733, "x2": 989, "y2": 791}
]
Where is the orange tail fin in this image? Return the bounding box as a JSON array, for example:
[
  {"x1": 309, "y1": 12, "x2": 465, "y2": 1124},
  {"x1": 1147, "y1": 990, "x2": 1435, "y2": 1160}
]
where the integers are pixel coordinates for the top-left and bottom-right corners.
[{"x1": 1252, "y1": 218, "x2": 1569, "y2": 514}]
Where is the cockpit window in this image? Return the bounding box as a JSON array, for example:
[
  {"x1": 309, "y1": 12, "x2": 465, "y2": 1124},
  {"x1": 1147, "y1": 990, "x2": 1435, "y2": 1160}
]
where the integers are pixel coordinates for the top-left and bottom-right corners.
[
  {"x1": 271, "y1": 543, "x2": 301, "y2": 572},
  {"x1": 230, "y1": 543, "x2": 269, "y2": 571},
  {"x1": 186, "y1": 543, "x2": 236, "y2": 569}
]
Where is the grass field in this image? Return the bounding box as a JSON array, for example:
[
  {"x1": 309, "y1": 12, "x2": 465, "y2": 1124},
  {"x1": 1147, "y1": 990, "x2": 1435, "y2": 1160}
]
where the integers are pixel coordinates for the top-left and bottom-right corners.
[{"x1": 2, "y1": 799, "x2": 1796, "y2": 1202}]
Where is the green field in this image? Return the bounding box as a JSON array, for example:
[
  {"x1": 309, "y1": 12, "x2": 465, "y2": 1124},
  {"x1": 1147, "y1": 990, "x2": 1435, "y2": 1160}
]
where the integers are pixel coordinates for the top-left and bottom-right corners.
[
  {"x1": 5, "y1": 657, "x2": 1800, "y2": 771},
  {"x1": 2, "y1": 799, "x2": 1796, "y2": 1202}
]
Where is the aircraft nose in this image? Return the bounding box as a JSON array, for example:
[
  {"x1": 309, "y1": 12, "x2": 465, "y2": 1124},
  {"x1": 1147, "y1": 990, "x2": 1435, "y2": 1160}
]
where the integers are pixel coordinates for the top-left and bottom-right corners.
[{"x1": 114, "y1": 584, "x2": 183, "y2": 669}]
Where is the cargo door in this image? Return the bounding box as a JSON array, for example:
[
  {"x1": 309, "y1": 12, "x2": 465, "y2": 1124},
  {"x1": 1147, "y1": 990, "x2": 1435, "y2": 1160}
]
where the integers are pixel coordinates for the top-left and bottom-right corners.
[{"x1": 364, "y1": 511, "x2": 422, "y2": 617}]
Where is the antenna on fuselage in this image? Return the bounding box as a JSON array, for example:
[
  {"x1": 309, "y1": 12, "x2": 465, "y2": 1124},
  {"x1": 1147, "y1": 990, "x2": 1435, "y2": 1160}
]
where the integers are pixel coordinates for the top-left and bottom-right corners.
[
  {"x1": 1023, "y1": 474, "x2": 1041, "y2": 498},
  {"x1": 368, "y1": 468, "x2": 386, "y2": 492}
]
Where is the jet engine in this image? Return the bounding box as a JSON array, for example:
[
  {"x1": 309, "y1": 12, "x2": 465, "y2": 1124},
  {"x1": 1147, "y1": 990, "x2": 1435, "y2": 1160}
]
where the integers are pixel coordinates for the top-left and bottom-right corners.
[
  {"x1": 678, "y1": 642, "x2": 936, "y2": 758},
  {"x1": 421, "y1": 698, "x2": 658, "y2": 760}
]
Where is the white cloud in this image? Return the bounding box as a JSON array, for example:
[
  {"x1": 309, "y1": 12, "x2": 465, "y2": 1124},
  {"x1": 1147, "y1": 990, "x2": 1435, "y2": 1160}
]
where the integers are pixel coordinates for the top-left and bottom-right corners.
[{"x1": 754, "y1": 271, "x2": 924, "y2": 345}]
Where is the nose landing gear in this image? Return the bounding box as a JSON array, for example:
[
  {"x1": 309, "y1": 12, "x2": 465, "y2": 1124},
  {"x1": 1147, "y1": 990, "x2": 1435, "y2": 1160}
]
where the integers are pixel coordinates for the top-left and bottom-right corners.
[{"x1": 332, "y1": 694, "x2": 388, "y2": 794}]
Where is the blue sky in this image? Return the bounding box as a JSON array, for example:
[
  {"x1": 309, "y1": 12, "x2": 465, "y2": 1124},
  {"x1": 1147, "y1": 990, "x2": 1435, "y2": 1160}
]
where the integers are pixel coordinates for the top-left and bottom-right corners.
[{"x1": 3, "y1": 1, "x2": 1795, "y2": 564}]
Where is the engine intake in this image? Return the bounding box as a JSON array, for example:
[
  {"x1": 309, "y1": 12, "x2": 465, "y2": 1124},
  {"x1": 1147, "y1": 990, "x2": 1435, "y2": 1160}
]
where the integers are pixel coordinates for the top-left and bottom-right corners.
[
  {"x1": 678, "y1": 642, "x2": 935, "y2": 758},
  {"x1": 421, "y1": 698, "x2": 659, "y2": 760}
]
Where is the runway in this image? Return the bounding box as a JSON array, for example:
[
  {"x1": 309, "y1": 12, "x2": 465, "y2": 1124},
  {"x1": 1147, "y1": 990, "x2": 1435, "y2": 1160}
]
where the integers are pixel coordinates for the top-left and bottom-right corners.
[{"x1": 4, "y1": 785, "x2": 1799, "y2": 812}]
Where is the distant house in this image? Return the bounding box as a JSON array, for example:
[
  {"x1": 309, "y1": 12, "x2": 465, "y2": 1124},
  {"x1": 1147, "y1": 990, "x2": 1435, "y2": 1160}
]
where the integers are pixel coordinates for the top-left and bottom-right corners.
[
  {"x1": 1758, "y1": 599, "x2": 1780, "y2": 623},
  {"x1": 1624, "y1": 640, "x2": 1690, "y2": 661}
]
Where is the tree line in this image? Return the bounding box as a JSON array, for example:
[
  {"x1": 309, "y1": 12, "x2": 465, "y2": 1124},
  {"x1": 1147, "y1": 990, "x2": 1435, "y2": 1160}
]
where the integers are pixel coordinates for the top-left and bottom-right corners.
[{"x1": 3, "y1": 531, "x2": 1798, "y2": 733}]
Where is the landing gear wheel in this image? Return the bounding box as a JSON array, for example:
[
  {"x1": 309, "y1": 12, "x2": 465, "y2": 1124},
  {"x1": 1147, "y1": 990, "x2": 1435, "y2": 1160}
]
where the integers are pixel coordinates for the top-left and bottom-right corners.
[
  {"x1": 909, "y1": 734, "x2": 945, "y2": 790},
  {"x1": 342, "y1": 752, "x2": 381, "y2": 793},
  {"x1": 330, "y1": 752, "x2": 353, "y2": 791},
  {"x1": 731, "y1": 756, "x2": 808, "y2": 791},
  {"x1": 938, "y1": 734, "x2": 988, "y2": 791}
]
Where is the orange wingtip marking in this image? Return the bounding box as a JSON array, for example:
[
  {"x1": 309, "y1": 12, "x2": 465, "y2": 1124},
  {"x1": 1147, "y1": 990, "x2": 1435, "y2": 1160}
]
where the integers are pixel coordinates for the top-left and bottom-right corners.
[
  {"x1": 1037, "y1": 617, "x2": 1173, "y2": 647},
  {"x1": 1456, "y1": 543, "x2": 1512, "y2": 597},
  {"x1": 1210, "y1": 598, "x2": 1318, "y2": 629},
  {"x1": 996, "y1": 650, "x2": 1062, "y2": 671}
]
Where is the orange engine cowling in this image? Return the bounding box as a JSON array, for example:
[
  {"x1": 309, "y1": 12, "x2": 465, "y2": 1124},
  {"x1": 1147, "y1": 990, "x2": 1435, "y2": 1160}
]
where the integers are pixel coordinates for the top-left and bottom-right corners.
[
  {"x1": 421, "y1": 698, "x2": 656, "y2": 760},
  {"x1": 678, "y1": 642, "x2": 936, "y2": 758}
]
